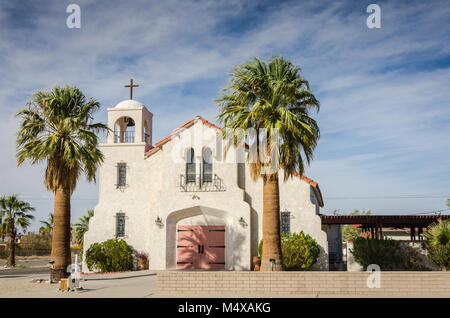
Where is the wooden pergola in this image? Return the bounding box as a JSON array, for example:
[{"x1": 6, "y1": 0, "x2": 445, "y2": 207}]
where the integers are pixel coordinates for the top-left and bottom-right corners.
[{"x1": 320, "y1": 214, "x2": 450, "y2": 241}]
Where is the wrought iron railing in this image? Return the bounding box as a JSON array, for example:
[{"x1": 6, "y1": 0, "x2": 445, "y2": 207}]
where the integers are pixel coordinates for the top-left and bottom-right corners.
[
  {"x1": 114, "y1": 131, "x2": 135, "y2": 143},
  {"x1": 179, "y1": 174, "x2": 226, "y2": 192}
]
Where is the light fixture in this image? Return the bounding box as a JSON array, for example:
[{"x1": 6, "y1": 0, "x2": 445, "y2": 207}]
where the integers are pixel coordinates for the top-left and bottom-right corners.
[
  {"x1": 239, "y1": 217, "x2": 247, "y2": 228},
  {"x1": 155, "y1": 216, "x2": 164, "y2": 228}
]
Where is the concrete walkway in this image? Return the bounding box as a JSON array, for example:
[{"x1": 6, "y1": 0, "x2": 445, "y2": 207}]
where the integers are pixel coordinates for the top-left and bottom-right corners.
[{"x1": 1, "y1": 270, "x2": 158, "y2": 298}]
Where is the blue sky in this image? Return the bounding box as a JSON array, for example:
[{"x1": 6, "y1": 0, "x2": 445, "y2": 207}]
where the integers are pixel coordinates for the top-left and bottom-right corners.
[{"x1": 0, "y1": 0, "x2": 449, "y2": 232}]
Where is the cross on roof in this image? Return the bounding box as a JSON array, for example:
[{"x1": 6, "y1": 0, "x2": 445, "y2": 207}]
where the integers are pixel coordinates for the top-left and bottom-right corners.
[{"x1": 124, "y1": 78, "x2": 139, "y2": 100}]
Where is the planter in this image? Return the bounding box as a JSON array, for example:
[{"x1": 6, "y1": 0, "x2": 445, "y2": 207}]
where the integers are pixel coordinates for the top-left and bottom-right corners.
[
  {"x1": 138, "y1": 257, "x2": 148, "y2": 271},
  {"x1": 138, "y1": 258, "x2": 148, "y2": 270},
  {"x1": 253, "y1": 256, "x2": 261, "y2": 271}
]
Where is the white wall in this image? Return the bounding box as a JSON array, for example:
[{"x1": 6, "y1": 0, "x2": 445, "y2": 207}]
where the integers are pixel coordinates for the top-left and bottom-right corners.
[{"x1": 83, "y1": 114, "x2": 328, "y2": 272}]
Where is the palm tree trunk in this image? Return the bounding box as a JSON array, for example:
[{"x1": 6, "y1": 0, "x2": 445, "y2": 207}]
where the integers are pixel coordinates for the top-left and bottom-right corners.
[
  {"x1": 51, "y1": 187, "x2": 72, "y2": 281},
  {"x1": 7, "y1": 220, "x2": 16, "y2": 267},
  {"x1": 260, "y1": 173, "x2": 284, "y2": 271}
]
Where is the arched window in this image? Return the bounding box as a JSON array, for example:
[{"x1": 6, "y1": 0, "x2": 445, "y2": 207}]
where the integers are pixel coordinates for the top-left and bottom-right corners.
[
  {"x1": 186, "y1": 148, "x2": 196, "y2": 183},
  {"x1": 202, "y1": 148, "x2": 212, "y2": 182}
]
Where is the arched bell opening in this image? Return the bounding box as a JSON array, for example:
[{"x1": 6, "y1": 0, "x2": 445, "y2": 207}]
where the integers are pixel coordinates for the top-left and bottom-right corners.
[{"x1": 114, "y1": 116, "x2": 136, "y2": 143}]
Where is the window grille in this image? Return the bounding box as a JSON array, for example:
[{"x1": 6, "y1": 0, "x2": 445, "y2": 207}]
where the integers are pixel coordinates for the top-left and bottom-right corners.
[
  {"x1": 117, "y1": 163, "x2": 127, "y2": 187},
  {"x1": 281, "y1": 212, "x2": 291, "y2": 234},
  {"x1": 116, "y1": 213, "x2": 125, "y2": 237}
]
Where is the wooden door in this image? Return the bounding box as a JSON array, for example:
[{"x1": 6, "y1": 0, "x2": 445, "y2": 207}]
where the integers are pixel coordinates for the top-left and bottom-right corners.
[
  {"x1": 202, "y1": 226, "x2": 225, "y2": 269},
  {"x1": 176, "y1": 225, "x2": 225, "y2": 269},
  {"x1": 177, "y1": 226, "x2": 200, "y2": 269}
]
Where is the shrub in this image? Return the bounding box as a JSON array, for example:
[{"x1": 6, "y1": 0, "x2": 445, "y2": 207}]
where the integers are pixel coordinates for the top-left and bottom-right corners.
[
  {"x1": 85, "y1": 239, "x2": 134, "y2": 272},
  {"x1": 422, "y1": 219, "x2": 450, "y2": 270},
  {"x1": 258, "y1": 231, "x2": 320, "y2": 270},
  {"x1": 282, "y1": 232, "x2": 320, "y2": 270},
  {"x1": 351, "y1": 237, "x2": 431, "y2": 270},
  {"x1": 18, "y1": 232, "x2": 51, "y2": 250}
]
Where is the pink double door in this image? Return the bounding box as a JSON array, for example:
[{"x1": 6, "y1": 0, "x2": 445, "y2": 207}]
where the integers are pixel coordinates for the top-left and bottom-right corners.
[{"x1": 177, "y1": 225, "x2": 225, "y2": 270}]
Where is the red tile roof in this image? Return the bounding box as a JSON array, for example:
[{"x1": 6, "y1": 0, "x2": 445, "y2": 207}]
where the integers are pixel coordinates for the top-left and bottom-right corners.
[{"x1": 144, "y1": 116, "x2": 324, "y2": 206}]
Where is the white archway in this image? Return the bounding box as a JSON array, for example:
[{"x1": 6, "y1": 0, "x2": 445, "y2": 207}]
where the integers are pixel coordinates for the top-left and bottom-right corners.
[{"x1": 165, "y1": 205, "x2": 250, "y2": 270}]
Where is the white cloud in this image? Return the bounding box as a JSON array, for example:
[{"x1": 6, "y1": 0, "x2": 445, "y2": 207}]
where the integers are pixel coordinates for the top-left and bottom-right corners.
[{"x1": 0, "y1": 0, "x2": 449, "y2": 231}]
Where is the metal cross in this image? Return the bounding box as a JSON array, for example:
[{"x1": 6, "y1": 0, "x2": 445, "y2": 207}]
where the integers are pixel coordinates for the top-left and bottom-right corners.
[{"x1": 124, "y1": 78, "x2": 139, "y2": 100}]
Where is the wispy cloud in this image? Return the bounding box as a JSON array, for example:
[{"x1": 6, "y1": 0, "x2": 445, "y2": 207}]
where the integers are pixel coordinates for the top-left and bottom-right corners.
[{"x1": 0, "y1": 0, "x2": 449, "y2": 230}]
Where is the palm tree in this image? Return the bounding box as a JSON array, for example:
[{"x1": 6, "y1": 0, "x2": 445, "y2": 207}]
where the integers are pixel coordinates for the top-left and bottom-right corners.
[
  {"x1": 217, "y1": 56, "x2": 320, "y2": 271},
  {"x1": 16, "y1": 86, "x2": 107, "y2": 280},
  {"x1": 39, "y1": 213, "x2": 53, "y2": 236},
  {"x1": 73, "y1": 209, "x2": 94, "y2": 253},
  {"x1": 0, "y1": 195, "x2": 35, "y2": 267}
]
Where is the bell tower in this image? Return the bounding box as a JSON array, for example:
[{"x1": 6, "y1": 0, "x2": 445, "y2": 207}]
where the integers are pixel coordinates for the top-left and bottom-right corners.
[
  {"x1": 106, "y1": 99, "x2": 153, "y2": 149},
  {"x1": 106, "y1": 79, "x2": 153, "y2": 151}
]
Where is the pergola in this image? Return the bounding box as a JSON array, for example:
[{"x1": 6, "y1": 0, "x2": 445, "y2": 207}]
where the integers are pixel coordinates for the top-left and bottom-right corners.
[{"x1": 320, "y1": 214, "x2": 450, "y2": 241}]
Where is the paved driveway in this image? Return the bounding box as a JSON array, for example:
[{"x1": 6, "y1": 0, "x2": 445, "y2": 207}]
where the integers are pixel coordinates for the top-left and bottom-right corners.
[{"x1": 0, "y1": 271, "x2": 158, "y2": 298}]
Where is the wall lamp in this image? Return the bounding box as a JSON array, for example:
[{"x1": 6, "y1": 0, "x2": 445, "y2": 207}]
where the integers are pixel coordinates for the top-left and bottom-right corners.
[
  {"x1": 239, "y1": 217, "x2": 247, "y2": 228},
  {"x1": 155, "y1": 216, "x2": 164, "y2": 228}
]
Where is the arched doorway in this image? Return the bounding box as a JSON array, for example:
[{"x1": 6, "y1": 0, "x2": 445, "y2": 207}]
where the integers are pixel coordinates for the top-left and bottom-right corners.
[{"x1": 165, "y1": 206, "x2": 249, "y2": 270}]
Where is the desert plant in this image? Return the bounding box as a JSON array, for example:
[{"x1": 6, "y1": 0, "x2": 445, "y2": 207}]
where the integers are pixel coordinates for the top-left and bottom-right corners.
[
  {"x1": 351, "y1": 238, "x2": 402, "y2": 270},
  {"x1": 0, "y1": 195, "x2": 35, "y2": 266},
  {"x1": 258, "y1": 231, "x2": 320, "y2": 270},
  {"x1": 217, "y1": 56, "x2": 320, "y2": 270},
  {"x1": 19, "y1": 232, "x2": 52, "y2": 251},
  {"x1": 342, "y1": 210, "x2": 371, "y2": 241},
  {"x1": 422, "y1": 219, "x2": 450, "y2": 270},
  {"x1": 73, "y1": 209, "x2": 94, "y2": 254},
  {"x1": 351, "y1": 237, "x2": 431, "y2": 270},
  {"x1": 39, "y1": 213, "x2": 53, "y2": 236},
  {"x1": 16, "y1": 86, "x2": 107, "y2": 280},
  {"x1": 85, "y1": 239, "x2": 134, "y2": 272}
]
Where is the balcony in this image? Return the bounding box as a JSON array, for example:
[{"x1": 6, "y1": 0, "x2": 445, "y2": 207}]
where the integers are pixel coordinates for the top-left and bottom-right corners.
[
  {"x1": 114, "y1": 131, "x2": 135, "y2": 143},
  {"x1": 179, "y1": 174, "x2": 226, "y2": 192}
]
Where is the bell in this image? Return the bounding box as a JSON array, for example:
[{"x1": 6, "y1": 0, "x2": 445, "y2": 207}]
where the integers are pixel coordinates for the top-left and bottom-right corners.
[{"x1": 124, "y1": 117, "x2": 135, "y2": 127}]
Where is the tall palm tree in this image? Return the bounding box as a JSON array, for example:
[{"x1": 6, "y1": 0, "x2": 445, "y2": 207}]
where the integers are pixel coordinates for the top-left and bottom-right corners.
[
  {"x1": 39, "y1": 213, "x2": 53, "y2": 236},
  {"x1": 16, "y1": 86, "x2": 107, "y2": 280},
  {"x1": 0, "y1": 195, "x2": 35, "y2": 267},
  {"x1": 73, "y1": 209, "x2": 94, "y2": 253},
  {"x1": 217, "y1": 56, "x2": 320, "y2": 271}
]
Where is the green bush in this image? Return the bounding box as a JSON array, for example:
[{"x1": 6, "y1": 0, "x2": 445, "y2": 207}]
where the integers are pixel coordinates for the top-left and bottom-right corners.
[
  {"x1": 258, "y1": 231, "x2": 320, "y2": 270},
  {"x1": 422, "y1": 219, "x2": 450, "y2": 270},
  {"x1": 351, "y1": 237, "x2": 430, "y2": 270},
  {"x1": 85, "y1": 239, "x2": 134, "y2": 272},
  {"x1": 282, "y1": 232, "x2": 320, "y2": 270}
]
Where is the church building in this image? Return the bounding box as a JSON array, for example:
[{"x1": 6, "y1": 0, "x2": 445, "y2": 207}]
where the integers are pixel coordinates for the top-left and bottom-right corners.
[{"x1": 82, "y1": 95, "x2": 330, "y2": 272}]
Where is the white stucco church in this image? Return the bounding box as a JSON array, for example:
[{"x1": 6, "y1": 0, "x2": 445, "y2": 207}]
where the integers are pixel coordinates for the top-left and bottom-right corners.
[{"x1": 82, "y1": 96, "x2": 331, "y2": 272}]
